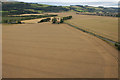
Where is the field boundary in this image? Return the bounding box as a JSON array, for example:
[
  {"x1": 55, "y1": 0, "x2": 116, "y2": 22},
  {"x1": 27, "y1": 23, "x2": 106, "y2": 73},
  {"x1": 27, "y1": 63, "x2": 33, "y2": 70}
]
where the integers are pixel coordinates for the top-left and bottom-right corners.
[{"x1": 65, "y1": 22, "x2": 118, "y2": 50}]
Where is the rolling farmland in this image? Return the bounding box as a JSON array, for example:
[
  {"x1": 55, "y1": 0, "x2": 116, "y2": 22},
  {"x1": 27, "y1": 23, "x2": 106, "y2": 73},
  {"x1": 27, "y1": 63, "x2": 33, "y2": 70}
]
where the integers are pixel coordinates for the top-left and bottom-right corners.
[
  {"x1": 58, "y1": 12, "x2": 118, "y2": 42},
  {"x1": 2, "y1": 1, "x2": 119, "y2": 79},
  {"x1": 2, "y1": 22, "x2": 118, "y2": 78}
]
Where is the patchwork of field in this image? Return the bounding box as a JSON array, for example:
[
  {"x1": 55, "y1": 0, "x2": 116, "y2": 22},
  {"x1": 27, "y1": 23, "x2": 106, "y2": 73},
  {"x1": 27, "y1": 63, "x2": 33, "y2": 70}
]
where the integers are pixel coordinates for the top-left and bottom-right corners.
[
  {"x1": 58, "y1": 12, "x2": 118, "y2": 42},
  {"x1": 10, "y1": 13, "x2": 60, "y2": 16},
  {"x1": 8, "y1": 14, "x2": 44, "y2": 16},
  {"x1": 3, "y1": 23, "x2": 118, "y2": 78}
]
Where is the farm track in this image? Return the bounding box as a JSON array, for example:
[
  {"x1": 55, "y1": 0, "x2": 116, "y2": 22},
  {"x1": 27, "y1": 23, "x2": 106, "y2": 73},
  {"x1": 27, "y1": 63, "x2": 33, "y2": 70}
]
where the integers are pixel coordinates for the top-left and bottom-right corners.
[{"x1": 2, "y1": 23, "x2": 118, "y2": 78}]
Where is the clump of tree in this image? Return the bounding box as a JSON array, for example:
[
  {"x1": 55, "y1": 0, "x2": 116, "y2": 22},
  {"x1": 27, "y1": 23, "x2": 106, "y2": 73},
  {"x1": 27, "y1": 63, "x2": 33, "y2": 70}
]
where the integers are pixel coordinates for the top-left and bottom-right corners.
[
  {"x1": 52, "y1": 17, "x2": 64, "y2": 24},
  {"x1": 115, "y1": 42, "x2": 120, "y2": 50},
  {"x1": 38, "y1": 18, "x2": 51, "y2": 23},
  {"x1": 60, "y1": 19, "x2": 64, "y2": 23},
  {"x1": 52, "y1": 16, "x2": 72, "y2": 24},
  {"x1": 52, "y1": 17, "x2": 57, "y2": 24}
]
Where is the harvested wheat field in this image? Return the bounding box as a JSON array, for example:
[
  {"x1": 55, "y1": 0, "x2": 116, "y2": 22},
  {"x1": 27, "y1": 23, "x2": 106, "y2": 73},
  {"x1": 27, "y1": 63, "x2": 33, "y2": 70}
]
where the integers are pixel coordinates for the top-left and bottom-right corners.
[
  {"x1": 21, "y1": 18, "x2": 47, "y2": 24},
  {"x1": 58, "y1": 12, "x2": 118, "y2": 42},
  {"x1": 2, "y1": 23, "x2": 118, "y2": 78}
]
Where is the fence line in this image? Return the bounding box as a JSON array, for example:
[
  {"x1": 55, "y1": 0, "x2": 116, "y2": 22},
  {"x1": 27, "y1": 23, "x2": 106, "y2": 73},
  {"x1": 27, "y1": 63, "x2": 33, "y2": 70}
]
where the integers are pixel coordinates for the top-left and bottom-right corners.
[{"x1": 65, "y1": 22, "x2": 118, "y2": 49}]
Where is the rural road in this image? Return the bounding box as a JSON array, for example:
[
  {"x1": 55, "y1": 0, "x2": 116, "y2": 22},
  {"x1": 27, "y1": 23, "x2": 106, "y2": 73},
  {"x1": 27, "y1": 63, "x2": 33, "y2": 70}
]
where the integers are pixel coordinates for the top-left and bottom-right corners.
[{"x1": 2, "y1": 23, "x2": 118, "y2": 78}]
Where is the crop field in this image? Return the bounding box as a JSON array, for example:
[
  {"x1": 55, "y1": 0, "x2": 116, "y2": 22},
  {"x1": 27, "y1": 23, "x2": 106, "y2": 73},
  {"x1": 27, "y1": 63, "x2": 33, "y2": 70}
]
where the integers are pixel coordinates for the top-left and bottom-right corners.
[
  {"x1": 2, "y1": 1, "x2": 119, "y2": 78},
  {"x1": 2, "y1": 22, "x2": 118, "y2": 78},
  {"x1": 10, "y1": 13, "x2": 60, "y2": 16},
  {"x1": 58, "y1": 12, "x2": 118, "y2": 42},
  {"x1": 21, "y1": 18, "x2": 48, "y2": 24},
  {"x1": 2, "y1": 14, "x2": 57, "y2": 23}
]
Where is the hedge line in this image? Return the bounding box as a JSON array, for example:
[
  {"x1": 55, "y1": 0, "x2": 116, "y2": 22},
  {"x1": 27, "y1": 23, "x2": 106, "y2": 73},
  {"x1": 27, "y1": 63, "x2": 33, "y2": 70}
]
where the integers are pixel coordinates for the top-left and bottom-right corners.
[{"x1": 2, "y1": 14, "x2": 57, "y2": 24}]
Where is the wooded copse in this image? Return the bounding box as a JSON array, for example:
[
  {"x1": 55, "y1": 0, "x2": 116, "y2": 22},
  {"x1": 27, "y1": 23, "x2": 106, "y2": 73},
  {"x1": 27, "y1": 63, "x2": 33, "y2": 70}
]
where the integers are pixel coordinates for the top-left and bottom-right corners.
[
  {"x1": 51, "y1": 16, "x2": 72, "y2": 24},
  {"x1": 38, "y1": 18, "x2": 51, "y2": 23},
  {"x1": 37, "y1": 16, "x2": 72, "y2": 24}
]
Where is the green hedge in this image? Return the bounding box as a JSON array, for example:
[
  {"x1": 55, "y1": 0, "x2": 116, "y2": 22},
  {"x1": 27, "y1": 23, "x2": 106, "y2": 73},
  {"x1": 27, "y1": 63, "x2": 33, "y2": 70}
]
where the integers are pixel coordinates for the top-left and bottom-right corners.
[
  {"x1": 63, "y1": 16, "x2": 72, "y2": 20},
  {"x1": 2, "y1": 14, "x2": 57, "y2": 24},
  {"x1": 38, "y1": 18, "x2": 51, "y2": 23}
]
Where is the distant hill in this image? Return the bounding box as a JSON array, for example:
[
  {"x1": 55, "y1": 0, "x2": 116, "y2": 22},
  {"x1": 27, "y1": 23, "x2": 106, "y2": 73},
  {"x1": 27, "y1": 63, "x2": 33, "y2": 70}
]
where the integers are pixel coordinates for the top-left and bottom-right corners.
[
  {"x1": 71, "y1": 5, "x2": 118, "y2": 12},
  {"x1": 2, "y1": 2, "x2": 69, "y2": 16},
  {"x1": 2, "y1": 2, "x2": 118, "y2": 16},
  {"x1": 37, "y1": 2, "x2": 118, "y2": 7}
]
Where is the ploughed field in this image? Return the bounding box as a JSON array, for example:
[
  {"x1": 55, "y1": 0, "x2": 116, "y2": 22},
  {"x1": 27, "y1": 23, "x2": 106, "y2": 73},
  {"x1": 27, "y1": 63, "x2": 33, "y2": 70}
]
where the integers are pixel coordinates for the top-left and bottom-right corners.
[
  {"x1": 58, "y1": 12, "x2": 118, "y2": 42},
  {"x1": 3, "y1": 23, "x2": 118, "y2": 78}
]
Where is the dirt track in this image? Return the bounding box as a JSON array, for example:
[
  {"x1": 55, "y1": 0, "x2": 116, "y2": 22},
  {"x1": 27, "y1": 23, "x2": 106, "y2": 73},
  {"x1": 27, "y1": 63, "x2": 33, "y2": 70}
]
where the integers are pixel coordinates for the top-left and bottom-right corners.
[{"x1": 2, "y1": 23, "x2": 118, "y2": 78}]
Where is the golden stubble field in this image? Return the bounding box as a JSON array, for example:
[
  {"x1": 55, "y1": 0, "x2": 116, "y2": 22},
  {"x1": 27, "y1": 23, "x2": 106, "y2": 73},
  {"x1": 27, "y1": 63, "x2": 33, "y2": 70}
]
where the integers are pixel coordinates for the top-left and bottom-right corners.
[
  {"x1": 21, "y1": 18, "x2": 48, "y2": 24},
  {"x1": 58, "y1": 12, "x2": 118, "y2": 42},
  {"x1": 2, "y1": 22, "x2": 118, "y2": 78}
]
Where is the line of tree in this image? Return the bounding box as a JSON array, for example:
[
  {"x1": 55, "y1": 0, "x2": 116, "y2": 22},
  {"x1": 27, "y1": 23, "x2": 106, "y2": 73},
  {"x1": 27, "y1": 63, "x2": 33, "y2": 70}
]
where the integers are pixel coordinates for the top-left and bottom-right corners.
[
  {"x1": 3, "y1": 20, "x2": 22, "y2": 24},
  {"x1": 52, "y1": 16, "x2": 72, "y2": 24},
  {"x1": 38, "y1": 18, "x2": 51, "y2": 23},
  {"x1": 115, "y1": 42, "x2": 120, "y2": 50},
  {"x1": 62, "y1": 16, "x2": 72, "y2": 20},
  {"x1": 76, "y1": 12, "x2": 119, "y2": 17},
  {"x1": 52, "y1": 17, "x2": 64, "y2": 24},
  {"x1": 38, "y1": 15, "x2": 72, "y2": 24},
  {"x1": 2, "y1": 14, "x2": 58, "y2": 24}
]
